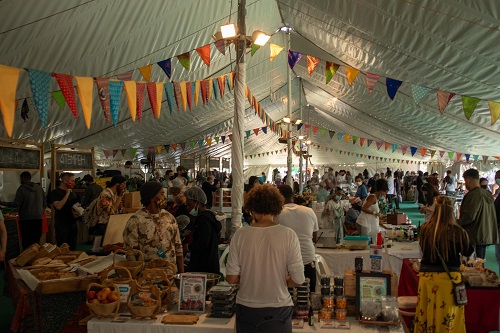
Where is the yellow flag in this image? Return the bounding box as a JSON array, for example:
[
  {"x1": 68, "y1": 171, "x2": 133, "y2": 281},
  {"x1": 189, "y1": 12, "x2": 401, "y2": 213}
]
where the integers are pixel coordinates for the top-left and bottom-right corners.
[
  {"x1": 156, "y1": 145, "x2": 162, "y2": 154},
  {"x1": 345, "y1": 67, "x2": 360, "y2": 85},
  {"x1": 270, "y1": 43, "x2": 284, "y2": 61},
  {"x1": 123, "y1": 81, "x2": 137, "y2": 121},
  {"x1": 0, "y1": 65, "x2": 21, "y2": 137},
  {"x1": 488, "y1": 100, "x2": 500, "y2": 125},
  {"x1": 139, "y1": 65, "x2": 152, "y2": 82},
  {"x1": 179, "y1": 81, "x2": 187, "y2": 111},
  {"x1": 154, "y1": 82, "x2": 163, "y2": 118},
  {"x1": 194, "y1": 81, "x2": 200, "y2": 105},
  {"x1": 75, "y1": 76, "x2": 94, "y2": 129},
  {"x1": 206, "y1": 138, "x2": 213, "y2": 146},
  {"x1": 345, "y1": 134, "x2": 351, "y2": 143}
]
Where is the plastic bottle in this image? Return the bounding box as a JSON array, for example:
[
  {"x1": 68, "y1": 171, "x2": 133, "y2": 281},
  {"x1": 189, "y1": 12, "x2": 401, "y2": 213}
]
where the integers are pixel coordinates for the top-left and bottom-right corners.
[
  {"x1": 408, "y1": 228, "x2": 414, "y2": 241},
  {"x1": 376, "y1": 231, "x2": 383, "y2": 246}
]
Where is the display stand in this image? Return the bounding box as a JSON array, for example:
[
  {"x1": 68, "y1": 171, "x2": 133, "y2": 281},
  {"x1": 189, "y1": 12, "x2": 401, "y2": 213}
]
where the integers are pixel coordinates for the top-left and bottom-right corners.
[{"x1": 213, "y1": 188, "x2": 232, "y2": 214}]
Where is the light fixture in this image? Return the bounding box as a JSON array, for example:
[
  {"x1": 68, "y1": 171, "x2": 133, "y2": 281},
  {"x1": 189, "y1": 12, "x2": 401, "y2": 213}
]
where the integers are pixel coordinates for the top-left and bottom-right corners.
[
  {"x1": 281, "y1": 116, "x2": 302, "y2": 125},
  {"x1": 252, "y1": 30, "x2": 270, "y2": 46},
  {"x1": 294, "y1": 119, "x2": 302, "y2": 125},
  {"x1": 283, "y1": 116, "x2": 291, "y2": 124},
  {"x1": 220, "y1": 23, "x2": 237, "y2": 39},
  {"x1": 306, "y1": 139, "x2": 312, "y2": 145},
  {"x1": 298, "y1": 135, "x2": 305, "y2": 140}
]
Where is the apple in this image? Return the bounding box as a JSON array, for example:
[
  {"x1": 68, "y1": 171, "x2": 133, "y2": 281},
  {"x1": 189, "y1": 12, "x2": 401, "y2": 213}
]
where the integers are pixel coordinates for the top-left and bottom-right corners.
[
  {"x1": 87, "y1": 290, "x2": 96, "y2": 300},
  {"x1": 107, "y1": 291, "x2": 119, "y2": 302},
  {"x1": 97, "y1": 290, "x2": 108, "y2": 301},
  {"x1": 101, "y1": 299, "x2": 109, "y2": 304},
  {"x1": 91, "y1": 299, "x2": 100, "y2": 305}
]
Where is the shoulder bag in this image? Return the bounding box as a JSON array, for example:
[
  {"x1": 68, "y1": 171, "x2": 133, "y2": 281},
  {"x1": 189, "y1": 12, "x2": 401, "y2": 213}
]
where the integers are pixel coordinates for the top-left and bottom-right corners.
[{"x1": 437, "y1": 250, "x2": 468, "y2": 306}]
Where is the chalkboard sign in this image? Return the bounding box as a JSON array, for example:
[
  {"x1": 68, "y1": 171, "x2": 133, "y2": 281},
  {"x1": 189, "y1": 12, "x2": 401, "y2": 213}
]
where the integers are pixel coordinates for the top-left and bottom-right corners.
[
  {"x1": 209, "y1": 159, "x2": 220, "y2": 168},
  {"x1": 0, "y1": 145, "x2": 41, "y2": 170},
  {"x1": 222, "y1": 159, "x2": 230, "y2": 169},
  {"x1": 55, "y1": 151, "x2": 93, "y2": 170}
]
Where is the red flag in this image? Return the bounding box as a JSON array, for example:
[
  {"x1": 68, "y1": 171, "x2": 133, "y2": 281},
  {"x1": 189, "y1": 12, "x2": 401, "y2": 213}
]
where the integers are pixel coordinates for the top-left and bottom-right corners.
[
  {"x1": 136, "y1": 82, "x2": 146, "y2": 121},
  {"x1": 195, "y1": 44, "x2": 211, "y2": 67},
  {"x1": 53, "y1": 73, "x2": 78, "y2": 118},
  {"x1": 95, "y1": 77, "x2": 111, "y2": 122},
  {"x1": 147, "y1": 82, "x2": 159, "y2": 118}
]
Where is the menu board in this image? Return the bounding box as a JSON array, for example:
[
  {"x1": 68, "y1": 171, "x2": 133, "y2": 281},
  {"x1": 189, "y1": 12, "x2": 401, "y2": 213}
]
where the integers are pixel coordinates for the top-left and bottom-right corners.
[
  {"x1": 0, "y1": 145, "x2": 40, "y2": 170},
  {"x1": 55, "y1": 151, "x2": 93, "y2": 170},
  {"x1": 178, "y1": 273, "x2": 207, "y2": 313}
]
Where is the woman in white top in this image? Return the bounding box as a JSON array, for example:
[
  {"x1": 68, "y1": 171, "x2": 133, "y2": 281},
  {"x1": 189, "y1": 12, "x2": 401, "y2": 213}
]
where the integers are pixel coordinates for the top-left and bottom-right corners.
[
  {"x1": 356, "y1": 179, "x2": 388, "y2": 243},
  {"x1": 226, "y1": 184, "x2": 305, "y2": 333},
  {"x1": 322, "y1": 187, "x2": 345, "y2": 243}
]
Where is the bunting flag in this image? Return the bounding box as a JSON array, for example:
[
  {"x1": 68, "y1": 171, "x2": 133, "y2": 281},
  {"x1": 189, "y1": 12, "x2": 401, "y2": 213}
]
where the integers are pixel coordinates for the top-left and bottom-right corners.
[
  {"x1": 320, "y1": 128, "x2": 326, "y2": 136},
  {"x1": 345, "y1": 67, "x2": 360, "y2": 85},
  {"x1": 430, "y1": 150, "x2": 436, "y2": 158},
  {"x1": 270, "y1": 43, "x2": 284, "y2": 61},
  {"x1": 439, "y1": 151, "x2": 445, "y2": 158},
  {"x1": 123, "y1": 81, "x2": 137, "y2": 121},
  {"x1": 312, "y1": 126, "x2": 319, "y2": 134},
  {"x1": 253, "y1": 128, "x2": 259, "y2": 136},
  {"x1": 360, "y1": 137, "x2": 365, "y2": 147},
  {"x1": 172, "y1": 143, "x2": 177, "y2": 151},
  {"x1": 392, "y1": 144, "x2": 398, "y2": 153},
  {"x1": 130, "y1": 148, "x2": 137, "y2": 157},
  {"x1": 473, "y1": 155, "x2": 479, "y2": 163},
  {"x1": 179, "y1": 81, "x2": 187, "y2": 111},
  {"x1": 386, "y1": 78, "x2": 403, "y2": 100},
  {"x1": 194, "y1": 80, "x2": 200, "y2": 105},
  {"x1": 195, "y1": 44, "x2": 211, "y2": 66},
  {"x1": 208, "y1": 78, "x2": 213, "y2": 100},
  {"x1": 221, "y1": 135, "x2": 226, "y2": 144},
  {"x1": 164, "y1": 83, "x2": 175, "y2": 114},
  {"x1": 410, "y1": 147, "x2": 418, "y2": 156},
  {"x1": 180, "y1": 142, "x2": 186, "y2": 151},
  {"x1": 228, "y1": 134, "x2": 232, "y2": 141},
  {"x1": 190, "y1": 141, "x2": 195, "y2": 149},
  {"x1": 198, "y1": 139, "x2": 203, "y2": 148},
  {"x1": 147, "y1": 82, "x2": 163, "y2": 118},
  {"x1": 214, "y1": 40, "x2": 226, "y2": 55},
  {"x1": 376, "y1": 141, "x2": 383, "y2": 150},
  {"x1": 483, "y1": 156, "x2": 488, "y2": 164},
  {"x1": 95, "y1": 77, "x2": 111, "y2": 122},
  {"x1": 245, "y1": 130, "x2": 251, "y2": 139},
  {"x1": 352, "y1": 136, "x2": 358, "y2": 144},
  {"x1": 217, "y1": 76, "x2": 225, "y2": 97},
  {"x1": 297, "y1": 123, "x2": 303, "y2": 131},
  {"x1": 0, "y1": 65, "x2": 21, "y2": 136},
  {"x1": 28, "y1": 69, "x2": 51, "y2": 128},
  {"x1": 139, "y1": 65, "x2": 152, "y2": 82},
  {"x1": 157, "y1": 59, "x2": 172, "y2": 79},
  {"x1": 420, "y1": 148, "x2": 427, "y2": 157},
  {"x1": 307, "y1": 55, "x2": 320, "y2": 76},
  {"x1": 465, "y1": 154, "x2": 470, "y2": 163},
  {"x1": 251, "y1": 44, "x2": 260, "y2": 56},
  {"x1": 53, "y1": 73, "x2": 78, "y2": 118},
  {"x1": 211, "y1": 78, "x2": 218, "y2": 100},
  {"x1": 462, "y1": 96, "x2": 480, "y2": 120},
  {"x1": 304, "y1": 124, "x2": 310, "y2": 132},
  {"x1": 214, "y1": 137, "x2": 219, "y2": 144},
  {"x1": 75, "y1": 76, "x2": 94, "y2": 128},
  {"x1": 119, "y1": 149, "x2": 126, "y2": 157},
  {"x1": 329, "y1": 130, "x2": 335, "y2": 139},
  {"x1": 337, "y1": 132, "x2": 343, "y2": 140},
  {"x1": 447, "y1": 152, "x2": 454, "y2": 160},
  {"x1": 456, "y1": 153, "x2": 462, "y2": 161},
  {"x1": 365, "y1": 73, "x2": 380, "y2": 93},
  {"x1": 367, "y1": 139, "x2": 373, "y2": 147},
  {"x1": 411, "y1": 85, "x2": 430, "y2": 105},
  {"x1": 20, "y1": 99, "x2": 29, "y2": 122},
  {"x1": 116, "y1": 70, "x2": 134, "y2": 81},
  {"x1": 103, "y1": 150, "x2": 110, "y2": 159},
  {"x1": 488, "y1": 100, "x2": 500, "y2": 125},
  {"x1": 156, "y1": 146, "x2": 162, "y2": 154},
  {"x1": 384, "y1": 142, "x2": 391, "y2": 151},
  {"x1": 177, "y1": 52, "x2": 190, "y2": 71},
  {"x1": 163, "y1": 145, "x2": 171, "y2": 153},
  {"x1": 262, "y1": 127, "x2": 267, "y2": 134},
  {"x1": 287, "y1": 50, "x2": 302, "y2": 69},
  {"x1": 325, "y1": 62, "x2": 340, "y2": 84},
  {"x1": 136, "y1": 82, "x2": 146, "y2": 121},
  {"x1": 109, "y1": 81, "x2": 124, "y2": 126},
  {"x1": 51, "y1": 91, "x2": 66, "y2": 111},
  {"x1": 173, "y1": 81, "x2": 181, "y2": 110},
  {"x1": 186, "y1": 81, "x2": 192, "y2": 111},
  {"x1": 345, "y1": 134, "x2": 351, "y2": 143},
  {"x1": 436, "y1": 91, "x2": 455, "y2": 114}
]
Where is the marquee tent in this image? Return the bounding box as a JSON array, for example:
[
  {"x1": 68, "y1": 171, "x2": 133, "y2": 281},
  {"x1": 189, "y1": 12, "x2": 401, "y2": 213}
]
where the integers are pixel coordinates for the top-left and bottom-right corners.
[{"x1": 1, "y1": 0, "x2": 499, "y2": 168}]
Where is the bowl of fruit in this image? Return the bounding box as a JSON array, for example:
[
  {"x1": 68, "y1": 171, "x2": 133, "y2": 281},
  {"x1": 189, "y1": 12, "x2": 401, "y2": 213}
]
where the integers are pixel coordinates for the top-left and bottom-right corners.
[{"x1": 86, "y1": 283, "x2": 121, "y2": 318}]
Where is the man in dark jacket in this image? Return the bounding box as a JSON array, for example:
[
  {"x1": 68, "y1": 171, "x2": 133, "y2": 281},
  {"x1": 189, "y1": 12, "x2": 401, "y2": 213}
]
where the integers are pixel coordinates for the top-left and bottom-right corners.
[
  {"x1": 201, "y1": 176, "x2": 218, "y2": 209},
  {"x1": 80, "y1": 174, "x2": 103, "y2": 208},
  {"x1": 184, "y1": 186, "x2": 221, "y2": 274},
  {"x1": 0, "y1": 171, "x2": 46, "y2": 249},
  {"x1": 458, "y1": 169, "x2": 498, "y2": 259}
]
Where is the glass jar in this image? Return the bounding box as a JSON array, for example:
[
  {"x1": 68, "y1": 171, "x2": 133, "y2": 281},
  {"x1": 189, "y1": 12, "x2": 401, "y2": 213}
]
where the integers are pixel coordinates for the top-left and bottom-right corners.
[
  {"x1": 335, "y1": 296, "x2": 347, "y2": 309},
  {"x1": 322, "y1": 295, "x2": 335, "y2": 308},
  {"x1": 319, "y1": 308, "x2": 333, "y2": 320},
  {"x1": 335, "y1": 309, "x2": 347, "y2": 320}
]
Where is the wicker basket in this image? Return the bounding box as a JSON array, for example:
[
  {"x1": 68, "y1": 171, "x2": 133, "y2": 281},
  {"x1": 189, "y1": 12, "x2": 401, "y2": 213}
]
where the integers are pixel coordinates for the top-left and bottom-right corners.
[
  {"x1": 138, "y1": 268, "x2": 172, "y2": 312},
  {"x1": 15, "y1": 244, "x2": 40, "y2": 267},
  {"x1": 86, "y1": 282, "x2": 120, "y2": 318},
  {"x1": 113, "y1": 249, "x2": 144, "y2": 278},
  {"x1": 101, "y1": 266, "x2": 134, "y2": 313},
  {"x1": 144, "y1": 258, "x2": 177, "y2": 275},
  {"x1": 127, "y1": 281, "x2": 161, "y2": 319}
]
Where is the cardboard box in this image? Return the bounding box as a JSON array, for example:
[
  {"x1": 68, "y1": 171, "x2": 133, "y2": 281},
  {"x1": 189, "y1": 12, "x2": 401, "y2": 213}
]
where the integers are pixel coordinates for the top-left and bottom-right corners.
[
  {"x1": 387, "y1": 213, "x2": 407, "y2": 225},
  {"x1": 123, "y1": 191, "x2": 141, "y2": 208}
]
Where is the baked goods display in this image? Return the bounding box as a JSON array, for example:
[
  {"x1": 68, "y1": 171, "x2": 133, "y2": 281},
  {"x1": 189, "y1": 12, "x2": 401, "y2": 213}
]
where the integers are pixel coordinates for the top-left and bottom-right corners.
[{"x1": 34, "y1": 271, "x2": 77, "y2": 281}]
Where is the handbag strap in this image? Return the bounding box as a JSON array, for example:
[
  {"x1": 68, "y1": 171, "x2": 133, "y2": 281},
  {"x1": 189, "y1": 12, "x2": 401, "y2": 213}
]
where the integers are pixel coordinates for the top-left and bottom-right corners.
[{"x1": 436, "y1": 250, "x2": 455, "y2": 282}]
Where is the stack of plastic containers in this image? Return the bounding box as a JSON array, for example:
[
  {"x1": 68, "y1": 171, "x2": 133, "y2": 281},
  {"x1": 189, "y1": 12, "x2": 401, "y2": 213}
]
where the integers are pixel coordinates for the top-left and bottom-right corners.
[{"x1": 207, "y1": 284, "x2": 238, "y2": 318}]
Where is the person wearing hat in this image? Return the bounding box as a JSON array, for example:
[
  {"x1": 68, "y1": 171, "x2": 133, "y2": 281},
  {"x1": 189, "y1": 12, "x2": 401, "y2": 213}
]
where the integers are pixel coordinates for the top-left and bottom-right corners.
[
  {"x1": 123, "y1": 181, "x2": 184, "y2": 272},
  {"x1": 80, "y1": 174, "x2": 103, "y2": 208},
  {"x1": 184, "y1": 186, "x2": 222, "y2": 274}
]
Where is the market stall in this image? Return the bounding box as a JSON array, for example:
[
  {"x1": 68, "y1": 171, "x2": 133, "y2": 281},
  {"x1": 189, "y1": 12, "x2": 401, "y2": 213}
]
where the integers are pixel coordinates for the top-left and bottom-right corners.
[{"x1": 398, "y1": 258, "x2": 500, "y2": 333}]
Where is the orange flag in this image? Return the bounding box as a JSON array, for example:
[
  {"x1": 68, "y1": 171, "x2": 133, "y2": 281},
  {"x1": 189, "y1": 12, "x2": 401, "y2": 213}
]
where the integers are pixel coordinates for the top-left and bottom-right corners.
[
  {"x1": 420, "y1": 148, "x2": 427, "y2": 157},
  {"x1": 123, "y1": 81, "x2": 137, "y2": 121},
  {"x1": 345, "y1": 134, "x2": 351, "y2": 143},
  {"x1": 139, "y1": 65, "x2": 152, "y2": 82},
  {"x1": 270, "y1": 43, "x2": 284, "y2": 61},
  {"x1": 0, "y1": 65, "x2": 21, "y2": 137},
  {"x1": 195, "y1": 44, "x2": 211, "y2": 67},
  {"x1": 75, "y1": 76, "x2": 94, "y2": 128},
  {"x1": 179, "y1": 81, "x2": 187, "y2": 111},
  {"x1": 345, "y1": 67, "x2": 360, "y2": 85},
  {"x1": 307, "y1": 55, "x2": 320, "y2": 76}
]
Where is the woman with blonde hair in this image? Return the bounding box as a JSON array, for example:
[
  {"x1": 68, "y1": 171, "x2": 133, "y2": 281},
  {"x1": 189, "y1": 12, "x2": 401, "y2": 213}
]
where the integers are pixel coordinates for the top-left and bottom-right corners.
[{"x1": 414, "y1": 195, "x2": 473, "y2": 333}]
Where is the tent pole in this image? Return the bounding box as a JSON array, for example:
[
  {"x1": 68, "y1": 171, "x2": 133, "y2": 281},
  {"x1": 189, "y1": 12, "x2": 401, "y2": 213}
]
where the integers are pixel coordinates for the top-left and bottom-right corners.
[
  {"x1": 298, "y1": 77, "x2": 303, "y2": 194},
  {"x1": 286, "y1": 31, "x2": 293, "y2": 188},
  {"x1": 230, "y1": 0, "x2": 246, "y2": 238}
]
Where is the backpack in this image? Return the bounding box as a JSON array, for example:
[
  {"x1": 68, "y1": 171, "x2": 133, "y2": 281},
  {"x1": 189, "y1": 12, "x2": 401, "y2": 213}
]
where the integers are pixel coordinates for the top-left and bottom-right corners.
[
  {"x1": 445, "y1": 176, "x2": 453, "y2": 185},
  {"x1": 84, "y1": 198, "x2": 101, "y2": 232}
]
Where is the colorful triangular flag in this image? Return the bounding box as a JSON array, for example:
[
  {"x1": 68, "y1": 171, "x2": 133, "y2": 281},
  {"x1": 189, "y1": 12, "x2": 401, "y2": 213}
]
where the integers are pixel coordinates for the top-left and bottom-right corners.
[
  {"x1": 157, "y1": 59, "x2": 172, "y2": 79},
  {"x1": 177, "y1": 52, "x2": 190, "y2": 71},
  {"x1": 365, "y1": 73, "x2": 380, "y2": 93},
  {"x1": 345, "y1": 67, "x2": 360, "y2": 85},
  {"x1": 462, "y1": 95, "x2": 480, "y2": 120},
  {"x1": 195, "y1": 44, "x2": 211, "y2": 66},
  {"x1": 27, "y1": 69, "x2": 51, "y2": 128},
  {"x1": 139, "y1": 64, "x2": 152, "y2": 82},
  {"x1": 386, "y1": 78, "x2": 403, "y2": 100},
  {"x1": 288, "y1": 50, "x2": 302, "y2": 69},
  {"x1": 307, "y1": 55, "x2": 320, "y2": 76},
  {"x1": 53, "y1": 73, "x2": 78, "y2": 118},
  {"x1": 270, "y1": 43, "x2": 284, "y2": 61}
]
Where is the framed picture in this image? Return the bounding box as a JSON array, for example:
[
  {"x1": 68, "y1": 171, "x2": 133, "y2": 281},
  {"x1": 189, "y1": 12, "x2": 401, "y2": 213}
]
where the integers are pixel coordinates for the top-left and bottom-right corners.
[{"x1": 355, "y1": 272, "x2": 392, "y2": 318}]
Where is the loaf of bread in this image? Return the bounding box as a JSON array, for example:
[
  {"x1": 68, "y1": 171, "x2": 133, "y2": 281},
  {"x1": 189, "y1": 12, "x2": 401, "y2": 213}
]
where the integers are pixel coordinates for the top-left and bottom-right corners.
[
  {"x1": 54, "y1": 255, "x2": 77, "y2": 263},
  {"x1": 32, "y1": 257, "x2": 52, "y2": 266},
  {"x1": 34, "y1": 271, "x2": 77, "y2": 281}
]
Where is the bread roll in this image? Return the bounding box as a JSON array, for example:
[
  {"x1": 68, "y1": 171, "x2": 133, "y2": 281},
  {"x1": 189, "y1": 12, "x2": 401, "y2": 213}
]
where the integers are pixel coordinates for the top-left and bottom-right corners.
[{"x1": 32, "y1": 257, "x2": 52, "y2": 266}]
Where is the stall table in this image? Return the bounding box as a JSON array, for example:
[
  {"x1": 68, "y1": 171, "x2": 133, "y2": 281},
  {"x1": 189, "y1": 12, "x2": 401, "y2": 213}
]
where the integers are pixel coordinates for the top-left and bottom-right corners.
[
  {"x1": 398, "y1": 258, "x2": 500, "y2": 333},
  {"x1": 316, "y1": 241, "x2": 420, "y2": 278},
  {"x1": 88, "y1": 313, "x2": 404, "y2": 333},
  {"x1": 5, "y1": 260, "x2": 87, "y2": 333}
]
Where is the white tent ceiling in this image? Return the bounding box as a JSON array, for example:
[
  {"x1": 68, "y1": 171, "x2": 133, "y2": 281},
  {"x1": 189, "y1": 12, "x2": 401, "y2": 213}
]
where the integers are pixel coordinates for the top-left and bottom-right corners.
[{"x1": 0, "y1": 0, "x2": 499, "y2": 168}]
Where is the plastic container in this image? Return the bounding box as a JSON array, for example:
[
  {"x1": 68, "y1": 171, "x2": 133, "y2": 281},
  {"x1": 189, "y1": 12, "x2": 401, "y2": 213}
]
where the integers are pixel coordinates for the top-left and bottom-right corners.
[
  {"x1": 319, "y1": 308, "x2": 333, "y2": 320},
  {"x1": 335, "y1": 296, "x2": 347, "y2": 309},
  {"x1": 344, "y1": 236, "x2": 370, "y2": 250},
  {"x1": 323, "y1": 295, "x2": 334, "y2": 308},
  {"x1": 335, "y1": 309, "x2": 347, "y2": 320}
]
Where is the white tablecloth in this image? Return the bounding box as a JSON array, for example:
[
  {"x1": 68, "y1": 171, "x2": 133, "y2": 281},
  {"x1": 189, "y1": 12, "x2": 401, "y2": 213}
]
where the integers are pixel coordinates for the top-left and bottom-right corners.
[{"x1": 315, "y1": 241, "x2": 421, "y2": 278}]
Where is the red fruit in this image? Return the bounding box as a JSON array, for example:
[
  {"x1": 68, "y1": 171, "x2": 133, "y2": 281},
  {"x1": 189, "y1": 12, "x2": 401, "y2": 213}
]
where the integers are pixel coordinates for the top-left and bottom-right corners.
[{"x1": 87, "y1": 290, "x2": 96, "y2": 300}]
